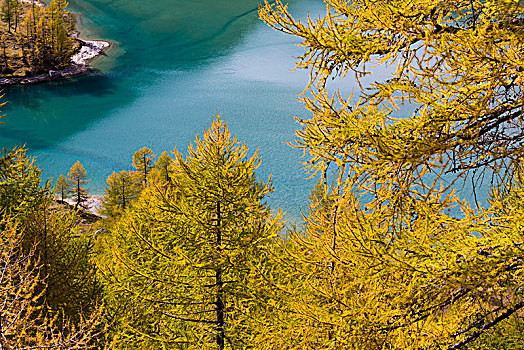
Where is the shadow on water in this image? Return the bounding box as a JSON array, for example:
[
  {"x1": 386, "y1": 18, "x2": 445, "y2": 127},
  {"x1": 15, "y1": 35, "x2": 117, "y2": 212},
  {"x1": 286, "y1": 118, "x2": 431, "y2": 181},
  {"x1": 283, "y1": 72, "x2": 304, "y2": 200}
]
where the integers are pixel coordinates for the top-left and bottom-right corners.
[
  {"x1": 3, "y1": 73, "x2": 119, "y2": 111},
  {"x1": 0, "y1": 0, "x2": 319, "y2": 219},
  {"x1": 0, "y1": 72, "x2": 129, "y2": 151}
]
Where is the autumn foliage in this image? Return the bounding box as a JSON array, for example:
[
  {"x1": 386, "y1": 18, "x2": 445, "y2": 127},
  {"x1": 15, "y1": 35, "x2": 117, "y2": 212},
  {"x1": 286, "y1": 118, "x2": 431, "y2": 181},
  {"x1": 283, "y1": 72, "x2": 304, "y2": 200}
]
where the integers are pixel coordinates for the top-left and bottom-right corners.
[
  {"x1": 257, "y1": 0, "x2": 524, "y2": 348},
  {"x1": 2, "y1": 0, "x2": 524, "y2": 349}
]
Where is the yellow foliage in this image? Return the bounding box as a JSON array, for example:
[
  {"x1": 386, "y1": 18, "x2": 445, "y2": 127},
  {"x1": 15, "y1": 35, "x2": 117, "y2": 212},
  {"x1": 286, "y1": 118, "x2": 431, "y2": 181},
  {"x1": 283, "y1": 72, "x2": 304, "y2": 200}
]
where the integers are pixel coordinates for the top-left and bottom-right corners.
[
  {"x1": 97, "y1": 116, "x2": 283, "y2": 349},
  {"x1": 259, "y1": 1, "x2": 524, "y2": 349}
]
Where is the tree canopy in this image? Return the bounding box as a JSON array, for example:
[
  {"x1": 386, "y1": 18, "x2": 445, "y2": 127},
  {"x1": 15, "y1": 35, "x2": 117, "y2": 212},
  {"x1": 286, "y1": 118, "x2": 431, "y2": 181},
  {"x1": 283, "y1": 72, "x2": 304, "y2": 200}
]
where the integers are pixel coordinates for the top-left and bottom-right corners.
[
  {"x1": 0, "y1": 147, "x2": 102, "y2": 349},
  {"x1": 0, "y1": 0, "x2": 77, "y2": 75},
  {"x1": 132, "y1": 146, "x2": 155, "y2": 186},
  {"x1": 98, "y1": 116, "x2": 283, "y2": 349},
  {"x1": 260, "y1": 0, "x2": 524, "y2": 180},
  {"x1": 2, "y1": 0, "x2": 524, "y2": 348},
  {"x1": 54, "y1": 173, "x2": 69, "y2": 202},
  {"x1": 67, "y1": 160, "x2": 90, "y2": 209},
  {"x1": 258, "y1": 1, "x2": 524, "y2": 349},
  {"x1": 99, "y1": 169, "x2": 141, "y2": 219}
]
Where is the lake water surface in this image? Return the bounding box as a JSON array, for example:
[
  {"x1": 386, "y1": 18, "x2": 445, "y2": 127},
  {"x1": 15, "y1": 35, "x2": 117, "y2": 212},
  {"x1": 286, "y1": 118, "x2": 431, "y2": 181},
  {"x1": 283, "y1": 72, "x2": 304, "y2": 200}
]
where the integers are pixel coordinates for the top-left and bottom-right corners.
[{"x1": 0, "y1": 0, "x2": 329, "y2": 220}]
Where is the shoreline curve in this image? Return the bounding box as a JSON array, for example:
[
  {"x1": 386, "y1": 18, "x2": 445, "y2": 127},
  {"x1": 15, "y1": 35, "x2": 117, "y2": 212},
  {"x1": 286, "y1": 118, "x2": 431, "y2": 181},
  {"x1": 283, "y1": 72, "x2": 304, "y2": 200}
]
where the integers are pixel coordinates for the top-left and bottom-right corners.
[{"x1": 0, "y1": 5, "x2": 111, "y2": 86}]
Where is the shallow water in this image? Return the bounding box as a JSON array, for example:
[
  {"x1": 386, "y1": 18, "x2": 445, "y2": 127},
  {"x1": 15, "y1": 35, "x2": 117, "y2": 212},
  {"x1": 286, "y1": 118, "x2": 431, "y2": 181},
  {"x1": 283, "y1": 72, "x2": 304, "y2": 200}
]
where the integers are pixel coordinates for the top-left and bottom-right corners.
[{"x1": 0, "y1": 0, "x2": 331, "y2": 221}]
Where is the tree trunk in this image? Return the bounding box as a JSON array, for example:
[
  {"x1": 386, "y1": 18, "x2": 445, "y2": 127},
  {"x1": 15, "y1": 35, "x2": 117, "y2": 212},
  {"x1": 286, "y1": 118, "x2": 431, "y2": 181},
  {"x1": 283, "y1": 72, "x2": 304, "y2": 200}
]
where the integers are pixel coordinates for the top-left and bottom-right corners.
[
  {"x1": 142, "y1": 154, "x2": 147, "y2": 186},
  {"x1": 76, "y1": 177, "x2": 80, "y2": 208},
  {"x1": 14, "y1": 5, "x2": 18, "y2": 32},
  {"x1": 216, "y1": 200, "x2": 224, "y2": 349},
  {"x1": 122, "y1": 180, "x2": 126, "y2": 210},
  {"x1": 2, "y1": 41, "x2": 8, "y2": 71}
]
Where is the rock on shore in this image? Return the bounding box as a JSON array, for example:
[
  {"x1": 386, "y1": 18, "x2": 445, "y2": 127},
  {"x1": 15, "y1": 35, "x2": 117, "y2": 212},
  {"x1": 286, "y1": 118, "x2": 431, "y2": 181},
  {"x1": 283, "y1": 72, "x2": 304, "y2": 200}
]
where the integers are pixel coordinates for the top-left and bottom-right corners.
[
  {"x1": 61, "y1": 195, "x2": 103, "y2": 216},
  {"x1": 72, "y1": 40, "x2": 110, "y2": 65}
]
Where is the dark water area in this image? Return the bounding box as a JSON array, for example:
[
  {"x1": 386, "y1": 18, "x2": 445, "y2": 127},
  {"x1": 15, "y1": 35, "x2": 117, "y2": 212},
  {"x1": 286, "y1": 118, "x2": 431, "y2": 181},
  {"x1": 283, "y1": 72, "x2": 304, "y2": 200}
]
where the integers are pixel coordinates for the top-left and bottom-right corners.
[{"x1": 0, "y1": 0, "x2": 331, "y2": 221}]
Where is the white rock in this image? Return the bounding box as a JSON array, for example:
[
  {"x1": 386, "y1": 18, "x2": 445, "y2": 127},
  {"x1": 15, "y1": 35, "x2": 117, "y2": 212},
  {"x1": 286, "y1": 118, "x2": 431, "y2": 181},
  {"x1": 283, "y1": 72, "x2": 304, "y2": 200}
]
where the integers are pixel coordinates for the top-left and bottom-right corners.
[
  {"x1": 20, "y1": 0, "x2": 44, "y2": 7},
  {"x1": 71, "y1": 40, "x2": 110, "y2": 65}
]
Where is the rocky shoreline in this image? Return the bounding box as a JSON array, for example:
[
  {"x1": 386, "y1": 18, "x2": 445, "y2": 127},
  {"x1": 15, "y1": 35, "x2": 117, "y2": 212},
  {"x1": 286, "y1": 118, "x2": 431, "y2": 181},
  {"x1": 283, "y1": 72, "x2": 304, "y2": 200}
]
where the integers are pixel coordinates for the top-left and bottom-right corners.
[
  {"x1": 61, "y1": 195, "x2": 103, "y2": 216},
  {"x1": 0, "y1": 39, "x2": 110, "y2": 86}
]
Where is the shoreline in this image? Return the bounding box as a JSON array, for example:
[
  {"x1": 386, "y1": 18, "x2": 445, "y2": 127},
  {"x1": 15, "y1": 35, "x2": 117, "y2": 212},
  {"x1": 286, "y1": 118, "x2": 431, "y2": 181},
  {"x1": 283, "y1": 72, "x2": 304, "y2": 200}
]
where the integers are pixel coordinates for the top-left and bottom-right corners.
[
  {"x1": 60, "y1": 194, "x2": 103, "y2": 217},
  {"x1": 72, "y1": 39, "x2": 111, "y2": 66},
  {"x1": 0, "y1": 6, "x2": 111, "y2": 86}
]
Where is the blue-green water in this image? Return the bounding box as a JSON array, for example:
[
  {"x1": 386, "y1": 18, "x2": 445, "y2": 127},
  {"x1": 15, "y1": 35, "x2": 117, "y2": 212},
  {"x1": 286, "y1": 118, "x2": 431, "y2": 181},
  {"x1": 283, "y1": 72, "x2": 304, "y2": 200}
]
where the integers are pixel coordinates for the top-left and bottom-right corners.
[{"x1": 0, "y1": 0, "x2": 331, "y2": 220}]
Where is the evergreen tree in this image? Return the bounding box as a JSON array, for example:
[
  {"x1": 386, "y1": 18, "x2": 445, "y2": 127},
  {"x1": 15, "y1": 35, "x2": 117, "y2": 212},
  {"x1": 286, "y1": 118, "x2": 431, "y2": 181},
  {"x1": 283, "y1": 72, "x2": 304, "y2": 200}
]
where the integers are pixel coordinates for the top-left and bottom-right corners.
[
  {"x1": 98, "y1": 116, "x2": 283, "y2": 349},
  {"x1": 67, "y1": 160, "x2": 90, "y2": 209}
]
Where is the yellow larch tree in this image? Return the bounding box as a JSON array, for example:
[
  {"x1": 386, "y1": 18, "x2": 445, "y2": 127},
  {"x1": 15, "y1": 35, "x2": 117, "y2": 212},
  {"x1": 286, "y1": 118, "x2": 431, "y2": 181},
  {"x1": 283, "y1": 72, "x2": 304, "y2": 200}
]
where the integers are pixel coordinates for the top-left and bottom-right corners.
[
  {"x1": 258, "y1": 1, "x2": 524, "y2": 349},
  {"x1": 67, "y1": 160, "x2": 90, "y2": 209},
  {"x1": 0, "y1": 147, "x2": 103, "y2": 348},
  {"x1": 132, "y1": 146, "x2": 156, "y2": 186},
  {"x1": 99, "y1": 169, "x2": 141, "y2": 219},
  {"x1": 98, "y1": 116, "x2": 283, "y2": 349},
  {"x1": 54, "y1": 173, "x2": 69, "y2": 202}
]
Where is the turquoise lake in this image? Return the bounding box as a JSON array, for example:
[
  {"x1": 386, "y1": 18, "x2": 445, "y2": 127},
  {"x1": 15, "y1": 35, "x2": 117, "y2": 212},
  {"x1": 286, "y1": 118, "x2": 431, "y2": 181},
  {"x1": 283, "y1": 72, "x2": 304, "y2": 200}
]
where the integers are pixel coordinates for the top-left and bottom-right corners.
[{"x1": 0, "y1": 0, "x2": 334, "y2": 220}]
